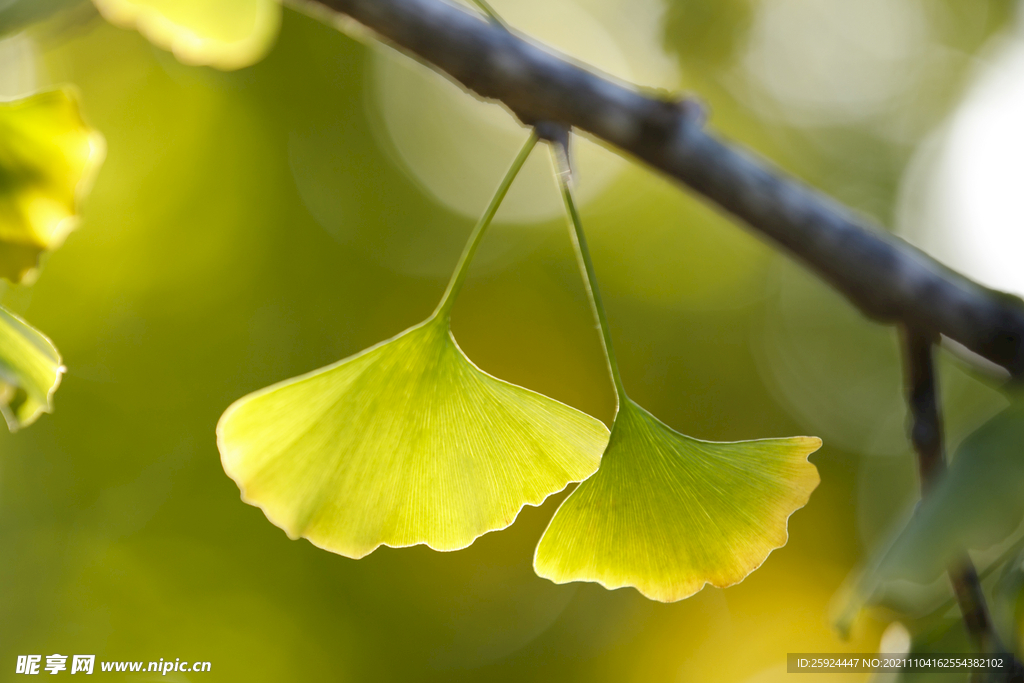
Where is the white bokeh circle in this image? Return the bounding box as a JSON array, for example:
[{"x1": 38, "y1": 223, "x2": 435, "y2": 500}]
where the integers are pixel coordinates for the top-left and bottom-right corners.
[{"x1": 898, "y1": 28, "x2": 1024, "y2": 297}]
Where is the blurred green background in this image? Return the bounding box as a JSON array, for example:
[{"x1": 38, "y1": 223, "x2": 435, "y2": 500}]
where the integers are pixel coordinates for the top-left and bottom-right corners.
[{"x1": 1, "y1": 0, "x2": 1022, "y2": 680}]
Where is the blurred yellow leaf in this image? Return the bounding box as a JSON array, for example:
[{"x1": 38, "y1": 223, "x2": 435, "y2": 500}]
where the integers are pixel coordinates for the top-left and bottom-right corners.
[
  {"x1": 92, "y1": 0, "x2": 281, "y2": 70},
  {"x1": 218, "y1": 315, "x2": 607, "y2": 558},
  {"x1": 534, "y1": 399, "x2": 820, "y2": 602},
  {"x1": 0, "y1": 89, "x2": 104, "y2": 283},
  {"x1": 0, "y1": 305, "x2": 62, "y2": 431}
]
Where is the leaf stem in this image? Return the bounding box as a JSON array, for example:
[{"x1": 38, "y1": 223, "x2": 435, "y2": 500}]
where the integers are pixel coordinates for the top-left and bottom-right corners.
[
  {"x1": 434, "y1": 132, "x2": 537, "y2": 321},
  {"x1": 552, "y1": 139, "x2": 627, "y2": 406},
  {"x1": 469, "y1": 0, "x2": 510, "y2": 29}
]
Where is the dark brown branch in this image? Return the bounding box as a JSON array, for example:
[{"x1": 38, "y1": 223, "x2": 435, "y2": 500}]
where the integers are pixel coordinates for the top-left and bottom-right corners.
[
  {"x1": 304, "y1": 0, "x2": 1024, "y2": 377},
  {"x1": 901, "y1": 329, "x2": 1018, "y2": 675},
  {"x1": 904, "y1": 329, "x2": 948, "y2": 495}
]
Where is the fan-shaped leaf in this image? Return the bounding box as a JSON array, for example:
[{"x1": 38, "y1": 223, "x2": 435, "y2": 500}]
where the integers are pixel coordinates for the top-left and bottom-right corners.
[
  {"x1": 833, "y1": 400, "x2": 1024, "y2": 630},
  {"x1": 534, "y1": 399, "x2": 820, "y2": 602},
  {"x1": 0, "y1": 89, "x2": 104, "y2": 283},
  {"x1": 878, "y1": 403, "x2": 1024, "y2": 584},
  {"x1": 880, "y1": 401, "x2": 1024, "y2": 581},
  {"x1": 92, "y1": 0, "x2": 280, "y2": 70},
  {"x1": 0, "y1": 305, "x2": 62, "y2": 431},
  {"x1": 218, "y1": 315, "x2": 608, "y2": 559}
]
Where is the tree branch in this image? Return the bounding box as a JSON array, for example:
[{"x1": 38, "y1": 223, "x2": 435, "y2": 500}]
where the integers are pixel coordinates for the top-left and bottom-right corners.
[
  {"x1": 303, "y1": 0, "x2": 1024, "y2": 377},
  {"x1": 901, "y1": 328, "x2": 1022, "y2": 680}
]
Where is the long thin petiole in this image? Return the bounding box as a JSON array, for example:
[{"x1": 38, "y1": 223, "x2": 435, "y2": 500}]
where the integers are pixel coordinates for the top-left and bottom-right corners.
[
  {"x1": 552, "y1": 139, "x2": 628, "y2": 406},
  {"x1": 434, "y1": 132, "x2": 537, "y2": 320},
  {"x1": 469, "y1": 0, "x2": 510, "y2": 29}
]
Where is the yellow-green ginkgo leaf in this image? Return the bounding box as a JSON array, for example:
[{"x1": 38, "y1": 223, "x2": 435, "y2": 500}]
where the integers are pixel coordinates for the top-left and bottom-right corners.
[
  {"x1": 0, "y1": 304, "x2": 62, "y2": 431},
  {"x1": 217, "y1": 315, "x2": 608, "y2": 559},
  {"x1": 534, "y1": 399, "x2": 821, "y2": 602},
  {"x1": 0, "y1": 89, "x2": 105, "y2": 283},
  {"x1": 92, "y1": 0, "x2": 280, "y2": 70}
]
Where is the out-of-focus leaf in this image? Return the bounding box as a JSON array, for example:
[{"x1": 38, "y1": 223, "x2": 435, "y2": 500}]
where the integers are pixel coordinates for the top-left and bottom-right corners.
[
  {"x1": 218, "y1": 314, "x2": 608, "y2": 559},
  {"x1": 834, "y1": 401, "x2": 1024, "y2": 633},
  {"x1": 533, "y1": 398, "x2": 820, "y2": 602},
  {"x1": 877, "y1": 402, "x2": 1024, "y2": 585},
  {"x1": 992, "y1": 543, "x2": 1024, "y2": 646},
  {"x1": 0, "y1": 88, "x2": 104, "y2": 283},
  {"x1": 91, "y1": 0, "x2": 280, "y2": 70},
  {"x1": 0, "y1": 304, "x2": 62, "y2": 431}
]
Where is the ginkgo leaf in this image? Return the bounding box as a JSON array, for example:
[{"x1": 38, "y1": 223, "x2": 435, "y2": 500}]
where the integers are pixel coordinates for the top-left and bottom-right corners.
[
  {"x1": 875, "y1": 403, "x2": 1024, "y2": 584},
  {"x1": 92, "y1": 0, "x2": 281, "y2": 70},
  {"x1": 0, "y1": 304, "x2": 62, "y2": 431},
  {"x1": 218, "y1": 315, "x2": 608, "y2": 559},
  {"x1": 534, "y1": 398, "x2": 821, "y2": 602},
  {"x1": 0, "y1": 89, "x2": 105, "y2": 283},
  {"x1": 832, "y1": 400, "x2": 1024, "y2": 633}
]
